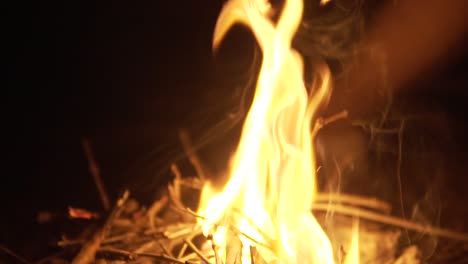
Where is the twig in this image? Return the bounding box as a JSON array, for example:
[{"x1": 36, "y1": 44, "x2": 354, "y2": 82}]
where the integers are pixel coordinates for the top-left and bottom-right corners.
[
  {"x1": 250, "y1": 246, "x2": 256, "y2": 264},
  {"x1": 180, "y1": 206, "x2": 273, "y2": 252},
  {"x1": 35, "y1": 251, "x2": 66, "y2": 264},
  {"x1": 59, "y1": 232, "x2": 141, "y2": 248},
  {"x1": 98, "y1": 247, "x2": 185, "y2": 264},
  {"x1": 148, "y1": 195, "x2": 169, "y2": 230},
  {"x1": 81, "y1": 138, "x2": 110, "y2": 210},
  {"x1": 312, "y1": 110, "x2": 349, "y2": 137},
  {"x1": 318, "y1": 110, "x2": 349, "y2": 127},
  {"x1": 72, "y1": 190, "x2": 130, "y2": 264},
  {"x1": 311, "y1": 203, "x2": 468, "y2": 241},
  {"x1": 0, "y1": 244, "x2": 31, "y2": 264},
  {"x1": 96, "y1": 247, "x2": 136, "y2": 261},
  {"x1": 137, "y1": 252, "x2": 185, "y2": 264},
  {"x1": 211, "y1": 239, "x2": 220, "y2": 264},
  {"x1": 314, "y1": 193, "x2": 392, "y2": 213},
  {"x1": 171, "y1": 163, "x2": 182, "y2": 201},
  {"x1": 179, "y1": 252, "x2": 199, "y2": 263},
  {"x1": 168, "y1": 185, "x2": 186, "y2": 215},
  {"x1": 170, "y1": 205, "x2": 205, "y2": 221},
  {"x1": 102, "y1": 232, "x2": 137, "y2": 244},
  {"x1": 134, "y1": 241, "x2": 157, "y2": 254},
  {"x1": 231, "y1": 207, "x2": 274, "y2": 245},
  {"x1": 179, "y1": 129, "x2": 208, "y2": 181},
  {"x1": 157, "y1": 240, "x2": 174, "y2": 258},
  {"x1": 177, "y1": 242, "x2": 188, "y2": 259},
  {"x1": 184, "y1": 238, "x2": 213, "y2": 264},
  {"x1": 228, "y1": 225, "x2": 273, "y2": 251}
]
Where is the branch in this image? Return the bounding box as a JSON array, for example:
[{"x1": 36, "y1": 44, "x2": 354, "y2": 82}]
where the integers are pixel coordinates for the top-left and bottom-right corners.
[
  {"x1": 315, "y1": 193, "x2": 392, "y2": 214},
  {"x1": 311, "y1": 203, "x2": 468, "y2": 241},
  {"x1": 72, "y1": 191, "x2": 130, "y2": 264},
  {"x1": 81, "y1": 138, "x2": 110, "y2": 211}
]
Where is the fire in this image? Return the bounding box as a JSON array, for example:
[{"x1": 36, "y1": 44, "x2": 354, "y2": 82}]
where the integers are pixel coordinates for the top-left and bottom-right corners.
[{"x1": 197, "y1": 0, "x2": 359, "y2": 263}]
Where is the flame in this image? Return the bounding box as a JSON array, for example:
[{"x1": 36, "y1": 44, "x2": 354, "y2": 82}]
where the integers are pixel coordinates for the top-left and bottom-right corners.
[
  {"x1": 343, "y1": 220, "x2": 360, "y2": 264},
  {"x1": 197, "y1": 0, "x2": 358, "y2": 263}
]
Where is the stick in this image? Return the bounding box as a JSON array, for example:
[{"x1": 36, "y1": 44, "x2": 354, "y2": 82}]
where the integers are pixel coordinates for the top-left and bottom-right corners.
[
  {"x1": 81, "y1": 138, "x2": 110, "y2": 211},
  {"x1": 311, "y1": 203, "x2": 468, "y2": 241},
  {"x1": 177, "y1": 242, "x2": 188, "y2": 259},
  {"x1": 98, "y1": 247, "x2": 185, "y2": 264},
  {"x1": 179, "y1": 206, "x2": 273, "y2": 251},
  {"x1": 318, "y1": 110, "x2": 349, "y2": 127},
  {"x1": 157, "y1": 240, "x2": 174, "y2": 258},
  {"x1": 184, "y1": 238, "x2": 213, "y2": 264},
  {"x1": 147, "y1": 195, "x2": 169, "y2": 230},
  {"x1": 171, "y1": 163, "x2": 182, "y2": 201},
  {"x1": 314, "y1": 193, "x2": 392, "y2": 213},
  {"x1": 0, "y1": 244, "x2": 31, "y2": 264},
  {"x1": 179, "y1": 252, "x2": 199, "y2": 262},
  {"x1": 72, "y1": 190, "x2": 129, "y2": 264}
]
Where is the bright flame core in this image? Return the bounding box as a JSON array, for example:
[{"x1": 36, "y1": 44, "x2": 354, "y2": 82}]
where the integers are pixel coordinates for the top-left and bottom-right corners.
[{"x1": 197, "y1": 0, "x2": 358, "y2": 263}]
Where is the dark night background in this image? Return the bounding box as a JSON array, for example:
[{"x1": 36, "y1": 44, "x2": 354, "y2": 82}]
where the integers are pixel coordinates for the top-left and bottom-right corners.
[{"x1": 4, "y1": 0, "x2": 468, "y2": 261}]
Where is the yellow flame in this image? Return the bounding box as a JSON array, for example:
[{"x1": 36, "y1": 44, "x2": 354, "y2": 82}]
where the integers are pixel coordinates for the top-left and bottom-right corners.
[
  {"x1": 343, "y1": 220, "x2": 360, "y2": 264},
  {"x1": 197, "y1": 0, "x2": 358, "y2": 263}
]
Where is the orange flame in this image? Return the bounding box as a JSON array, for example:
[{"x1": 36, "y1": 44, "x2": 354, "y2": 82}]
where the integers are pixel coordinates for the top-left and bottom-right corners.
[{"x1": 197, "y1": 0, "x2": 358, "y2": 263}]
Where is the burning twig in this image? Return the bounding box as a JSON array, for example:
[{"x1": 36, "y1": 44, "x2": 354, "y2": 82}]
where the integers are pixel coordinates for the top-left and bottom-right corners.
[
  {"x1": 177, "y1": 205, "x2": 274, "y2": 253},
  {"x1": 231, "y1": 207, "x2": 274, "y2": 245},
  {"x1": 311, "y1": 203, "x2": 468, "y2": 241},
  {"x1": 72, "y1": 190, "x2": 130, "y2": 264},
  {"x1": 81, "y1": 138, "x2": 110, "y2": 211},
  {"x1": 184, "y1": 238, "x2": 213, "y2": 264},
  {"x1": 315, "y1": 192, "x2": 392, "y2": 214},
  {"x1": 211, "y1": 239, "x2": 221, "y2": 264},
  {"x1": 250, "y1": 246, "x2": 268, "y2": 264},
  {"x1": 228, "y1": 225, "x2": 273, "y2": 252}
]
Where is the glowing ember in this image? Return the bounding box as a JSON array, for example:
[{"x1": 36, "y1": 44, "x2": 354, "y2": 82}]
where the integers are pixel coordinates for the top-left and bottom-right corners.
[{"x1": 197, "y1": 0, "x2": 358, "y2": 263}]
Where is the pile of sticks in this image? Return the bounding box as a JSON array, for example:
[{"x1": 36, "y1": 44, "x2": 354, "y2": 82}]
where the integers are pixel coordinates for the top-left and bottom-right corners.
[{"x1": 4, "y1": 132, "x2": 467, "y2": 264}]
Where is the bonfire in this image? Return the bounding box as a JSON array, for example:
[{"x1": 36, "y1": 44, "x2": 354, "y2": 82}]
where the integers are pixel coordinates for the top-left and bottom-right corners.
[{"x1": 5, "y1": 0, "x2": 468, "y2": 263}]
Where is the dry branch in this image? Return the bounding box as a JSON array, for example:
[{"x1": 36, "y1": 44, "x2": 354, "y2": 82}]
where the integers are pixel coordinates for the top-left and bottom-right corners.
[
  {"x1": 98, "y1": 247, "x2": 186, "y2": 264},
  {"x1": 315, "y1": 192, "x2": 392, "y2": 213},
  {"x1": 311, "y1": 203, "x2": 468, "y2": 241},
  {"x1": 184, "y1": 238, "x2": 213, "y2": 264},
  {"x1": 81, "y1": 138, "x2": 110, "y2": 211},
  {"x1": 0, "y1": 244, "x2": 31, "y2": 264},
  {"x1": 147, "y1": 195, "x2": 169, "y2": 230},
  {"x1": 71, "y1": 190, "x2": 129, "y2": 264}
]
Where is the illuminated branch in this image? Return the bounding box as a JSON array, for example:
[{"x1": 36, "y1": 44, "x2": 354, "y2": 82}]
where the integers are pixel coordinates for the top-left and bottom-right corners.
[
  {"x1": 315, "y1": 193, "x2": 392, "y2": 214},
  {"x1": 311, "y1": 203, "x2": 468, "y2": 242}
]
